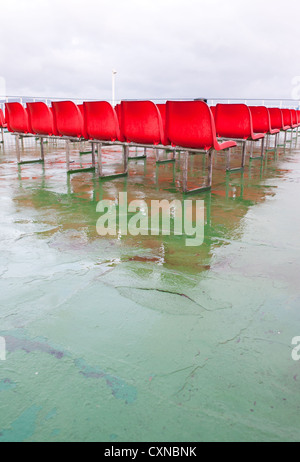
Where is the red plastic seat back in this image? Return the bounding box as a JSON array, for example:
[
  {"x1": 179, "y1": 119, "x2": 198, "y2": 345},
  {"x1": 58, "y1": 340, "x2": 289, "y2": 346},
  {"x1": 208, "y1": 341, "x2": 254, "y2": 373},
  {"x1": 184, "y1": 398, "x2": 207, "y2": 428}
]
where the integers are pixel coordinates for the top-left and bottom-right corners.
[
  {"x1": 157, "y1": 104, "x2": 166, "y2": 134},
  {"x1": 52, "y1": 101, "x2": 86, "y2": 138},
  {"x1": 27, "y1": 102, "x2": 55, "y2": 136},
  {"x1": 120, "y1": 101, "x2": 164, "y2": 145},
  {"x1": 0, "y1": 108, "x2": 5, "y2": 127},
  {"x1": 156, "y1": 104, "x2": 167, "y2": 145},
  {"x1": 291, "y1": 109, "x2": 298, "y2": 127},
  {"x1": 165, "y1": 100, "x2": 215, "y2": 150},
  {"x1": 281, "y1": 109, "x2": 291, "y2": 128},
  {"x1": 83, "y1": 101, "x2": 120, "y2": 141},
  {"x1": 5, "y1": 102, "x2": 32, "y2": 134},
  {"x1": 210, "y1": 106, "x2": 216, "y2": 120},
  {"x1": 249, "y1": 106, "x2": 270, "y2": 133},
  {"x1": 215, "y1": 104, "x2": 252, "y2": 139},
  {"x1": 268, "y1": 108, "x2": 283, "y2": 130}
]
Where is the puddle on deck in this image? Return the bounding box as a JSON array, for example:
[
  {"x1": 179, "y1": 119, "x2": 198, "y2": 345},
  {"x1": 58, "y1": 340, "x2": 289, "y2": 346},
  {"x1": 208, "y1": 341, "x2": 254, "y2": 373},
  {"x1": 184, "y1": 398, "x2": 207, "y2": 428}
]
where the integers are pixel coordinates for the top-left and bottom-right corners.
[{"x1": 0, "y1": 133, "x2": 300, "y2": 442}]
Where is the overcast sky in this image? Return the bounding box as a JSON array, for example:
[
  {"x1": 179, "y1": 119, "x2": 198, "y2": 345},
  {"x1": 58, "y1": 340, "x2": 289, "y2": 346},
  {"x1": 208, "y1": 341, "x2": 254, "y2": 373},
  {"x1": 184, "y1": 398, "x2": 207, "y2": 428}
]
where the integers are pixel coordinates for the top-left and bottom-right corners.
[{"x1": 1, "y1": 0, "x2": 300, "y2": 102}]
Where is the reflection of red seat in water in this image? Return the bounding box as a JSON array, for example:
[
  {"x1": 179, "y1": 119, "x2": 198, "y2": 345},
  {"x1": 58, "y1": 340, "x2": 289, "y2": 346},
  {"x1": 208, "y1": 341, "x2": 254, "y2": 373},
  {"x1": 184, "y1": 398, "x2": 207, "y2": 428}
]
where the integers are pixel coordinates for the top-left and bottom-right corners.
[
  {"x1": 27, "y1": 102, "x2": 55, "y2": 136},
  {"x1": 165, "y1": 100, "x2": 237, "y2": 192},
  {"x1": 5, "y1": 102, "x2": 32, "y2": 134}
]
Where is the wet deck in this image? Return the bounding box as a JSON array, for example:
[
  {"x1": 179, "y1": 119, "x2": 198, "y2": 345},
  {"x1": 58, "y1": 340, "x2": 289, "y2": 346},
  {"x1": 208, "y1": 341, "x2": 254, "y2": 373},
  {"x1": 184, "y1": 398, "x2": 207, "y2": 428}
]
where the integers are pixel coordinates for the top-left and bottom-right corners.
[{"x1": 0, "y1": 133, "x2": 300, "y2": 442}]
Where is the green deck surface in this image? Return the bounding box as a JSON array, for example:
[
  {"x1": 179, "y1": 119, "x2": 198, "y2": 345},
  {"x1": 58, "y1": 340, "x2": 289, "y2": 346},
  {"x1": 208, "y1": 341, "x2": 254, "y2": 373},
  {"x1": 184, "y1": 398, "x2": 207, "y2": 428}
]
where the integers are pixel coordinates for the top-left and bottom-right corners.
[{"x1": 0, "y1": 135, "x2": 299, "y2": 442}]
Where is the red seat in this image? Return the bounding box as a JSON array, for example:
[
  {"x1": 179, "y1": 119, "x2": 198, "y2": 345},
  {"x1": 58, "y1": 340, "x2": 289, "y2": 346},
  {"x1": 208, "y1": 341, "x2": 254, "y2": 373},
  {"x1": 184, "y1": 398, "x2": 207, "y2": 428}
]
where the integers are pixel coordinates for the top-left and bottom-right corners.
[
  {"x1": 120, "y1": 101, "x2": 164, "y2": 145},
  {"x1": 215, "y1": 104, "x2": 264, "y2": 141},
  {"x1": 5, "y1": 102, "x2": 32, "y2": 134},
  {"x1": 290, "y1": 109, "x2": 299, "y2": 128},
  {"x1": 0, "y1": 108, "x2": 7, "y2": 128},
  {"x1": 166, "y1": 100, "x2": 236, "y2": 151},
  {"x1": 27, "y1": 102, "x2": 55, "y2": 136},
  {"x1": 210, "y1": 106, "x2": 216, "y2": 120},
  {"x1": 249, "y1": 106, "x2": 279, "y2": 135},
  {"x1": 157, "y1": 103, "x2": 166, "y2": 137},
  {"x1": 52, "y1": 101, "x2": 87, "y2": 138},
  {"x1": 281, "y1": 109, "x2": 291, "y2": 130},
  {"x1": 165, "y1": 101, "x2": 237, "y2": 192},
  {"x1": 268, "y1": 108, "x2": 286, "y2": 131},
  {"x1": 83, "y1": 101, "x2": 128, "y2": 179},
  {"x1": 83, "y1": 101, "x2": 120, "y2": 141}
]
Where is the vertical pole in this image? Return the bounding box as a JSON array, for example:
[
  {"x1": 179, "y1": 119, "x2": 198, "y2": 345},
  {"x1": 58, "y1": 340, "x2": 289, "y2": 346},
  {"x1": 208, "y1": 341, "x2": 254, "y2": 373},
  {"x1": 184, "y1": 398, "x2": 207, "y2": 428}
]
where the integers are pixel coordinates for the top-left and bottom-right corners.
[
  {"x1": 123, "y1": 145, "x2": 129, "y2": 174},
  {"x1": 91, "y1": 143, "x2": 96, "y2": 167},
  {"x1": 40, "y1": 138, "x2": 44, "y2": 161},
  {"x1": 182, "y1": 151, "x2": 188, "y2": 193},
  {"x1": 207, "y1": 150, "x2": 213, "y2": 188},
  {"x1": 97, "y1": 142, "x2": 103, "y2": 177},
  {"x1": 241, "y1": 142, "x2": 247, "y2": 168},
  {"x1": 226, "y1": 148, "x2": 231, "y2": 171},
  {"x1": 66, "y1": 139, "x2": 70, "y2": 171},
  {"x1": 16, "y1": 135, "x2": 21, "y2": 163},
  {"x1": 155, "y1": 148, "x2": 159, "y2": 163},
  {"x1": 261, "y1": 137, "x2": 265, "y2": 159}
]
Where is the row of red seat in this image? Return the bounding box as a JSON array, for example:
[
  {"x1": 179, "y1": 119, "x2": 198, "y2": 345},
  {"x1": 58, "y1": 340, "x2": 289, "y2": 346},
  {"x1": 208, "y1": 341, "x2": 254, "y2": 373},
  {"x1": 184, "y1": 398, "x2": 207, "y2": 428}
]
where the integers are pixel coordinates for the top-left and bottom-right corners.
[
  {"x1": 1, "y1": 100, "x2": 298, "y2": 192},
  {"x1": 3, "y1": 100, "x2": 235, "y2": 150},
  {"x1": 211, "y1": 105, "x2": 299, "y2": 137},
  {"x1": 2, "y1": 101, "x2": 299, "y2": 142}
]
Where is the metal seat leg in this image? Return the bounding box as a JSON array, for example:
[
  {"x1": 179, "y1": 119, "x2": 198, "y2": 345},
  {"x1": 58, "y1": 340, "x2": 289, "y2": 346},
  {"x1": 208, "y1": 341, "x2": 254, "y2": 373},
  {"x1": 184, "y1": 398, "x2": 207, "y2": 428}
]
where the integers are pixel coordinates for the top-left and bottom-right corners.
[
  {"x1": 97, "y1": 143, "x2": 128, "y2": 179},
  {"x1": 182, "y1": 149, "x2": 213, "y2": 194},
  {"x1": 226, "y1": 142, "x2": 246, "y2": 172}
]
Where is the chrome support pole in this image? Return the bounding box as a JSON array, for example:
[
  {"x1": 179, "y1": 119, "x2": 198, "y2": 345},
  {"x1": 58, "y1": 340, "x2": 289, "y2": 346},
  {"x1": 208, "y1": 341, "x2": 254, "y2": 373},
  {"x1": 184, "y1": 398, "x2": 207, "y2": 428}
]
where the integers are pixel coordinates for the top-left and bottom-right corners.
[
  {"x1": 261, "y1": 137, "x2": 265, "y2": 159},
  {"x1": 226, "y1": 148, "x2": 231, "y2": 171},
  {"x1": 97, "y1": 142, "x2": 103, "y2": 177},
  {"x1": 250, "y1": 141, "x2": 254, "y2": 159},
  {"x1": 66, "y1": 140, "x2": 70, "y2": 171},
  {"x1": 16, "y1": 134, "x2": 21, "y2": 163},
  {"x1": 241, "y1": 142, "x2": 247, "y2": 168},
  {"x1": 182, "y1": 149, "x2": 213, "y2": 193},
  {"x1": 123, "y1": 144, "x2": 129, "y2": 173},
  {"x1": 182, "y1": 151, "x2": 189, "y2": 193},
  {"x1": 91, "y1": 143, "x2": 96, "y2": 167},
  {"x1": 40, "y1": 138, "x2": 44, "y2": 161}
]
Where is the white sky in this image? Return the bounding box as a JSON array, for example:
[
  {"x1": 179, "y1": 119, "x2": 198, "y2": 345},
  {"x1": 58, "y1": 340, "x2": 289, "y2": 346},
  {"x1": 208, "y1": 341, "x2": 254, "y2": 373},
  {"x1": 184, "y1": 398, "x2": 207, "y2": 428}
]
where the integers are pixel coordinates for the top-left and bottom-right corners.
[{"x1": 0, "y1": 0, "x2": 300, "y2": 101}]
